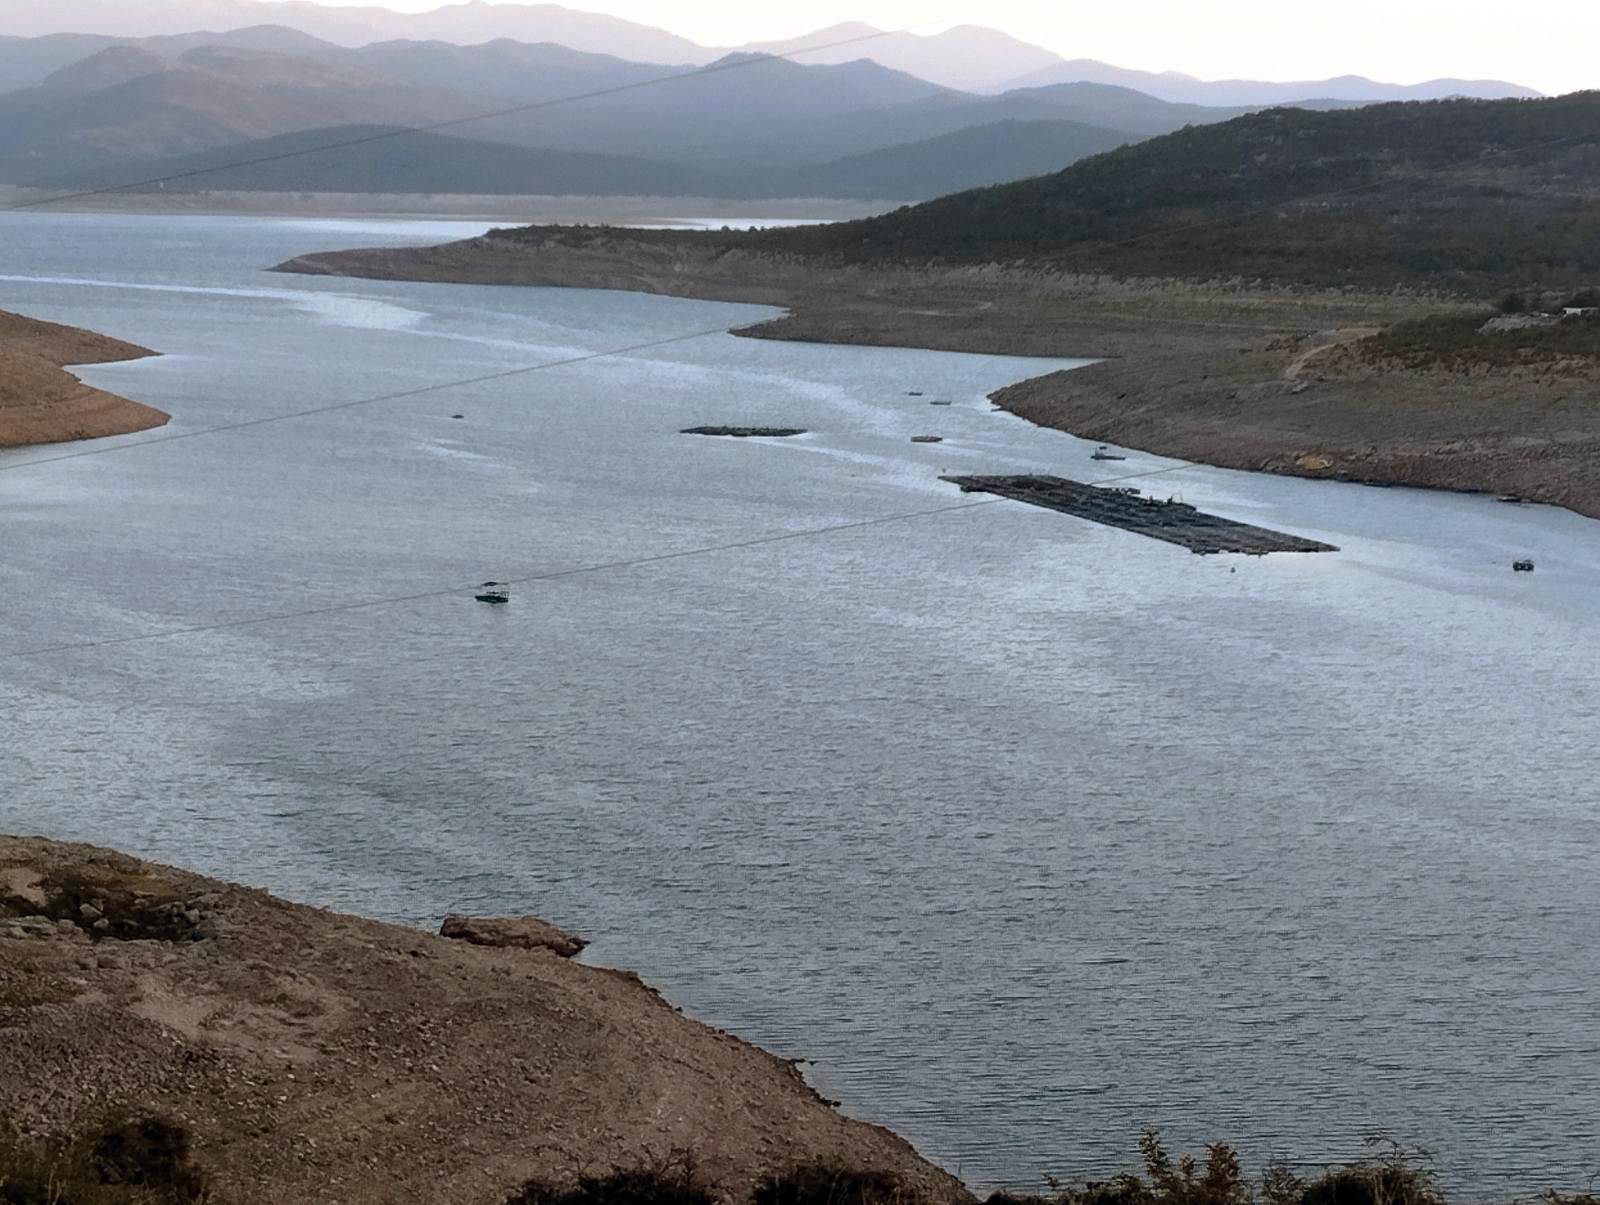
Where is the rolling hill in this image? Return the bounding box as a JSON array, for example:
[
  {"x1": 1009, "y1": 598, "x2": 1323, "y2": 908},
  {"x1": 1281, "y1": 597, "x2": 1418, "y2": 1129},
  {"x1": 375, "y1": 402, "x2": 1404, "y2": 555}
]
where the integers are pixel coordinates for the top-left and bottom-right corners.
[
  {"x1": 0, "y1": 0, "x2": 712, "y2": 61},
  {"x1": 36, "y1": 124, "x2": 717, "y2": 196},
  {"x1": 750, "y1": 92, "x2": 1600, "y2": 290},
  {"x1": 10, "y1": 23, "x2": 1543, "y2": 209},
  {"x1": 734, "y1": 22, "x2": 1064, "y2": 92},
  {"x1": 0, "y1": 44, "x2": 491, "y2": 182},
  {"x1": 788, "y1": 119, "x2": 1138, "y2": 200},
  {"x1": 1001, "y1": 60, "x2": 1543, "y2": 105},
  {"x1": 35, "y1": 115, "x2": 1153, "y2": 202}
]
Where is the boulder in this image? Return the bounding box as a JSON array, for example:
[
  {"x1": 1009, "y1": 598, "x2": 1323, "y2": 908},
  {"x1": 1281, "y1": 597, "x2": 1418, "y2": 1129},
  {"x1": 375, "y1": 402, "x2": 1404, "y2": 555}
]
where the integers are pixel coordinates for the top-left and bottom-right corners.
[{"x1": 438, "y1": 915, "x2": 586, "y2": 958}]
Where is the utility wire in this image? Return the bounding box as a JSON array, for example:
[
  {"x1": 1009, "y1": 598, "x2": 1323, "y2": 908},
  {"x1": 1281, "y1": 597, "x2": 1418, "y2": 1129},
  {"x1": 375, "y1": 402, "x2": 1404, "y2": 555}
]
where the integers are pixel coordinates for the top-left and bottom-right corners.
[
  {"x1": 1, "y1": 461, "x2": 1203, "y2": 661},
  {"x1": 3, "y1": 498, "x2": 1005, "y2": 659},
  {"x1": 1, "y1": 64, "x2": 1586, "y2": 475},
  {"x1": 0, "y1": 324, "x2": 736, "y2": 473},
  {"x1": 0, "y1": 24, "x2": 936, "y2": 214}
]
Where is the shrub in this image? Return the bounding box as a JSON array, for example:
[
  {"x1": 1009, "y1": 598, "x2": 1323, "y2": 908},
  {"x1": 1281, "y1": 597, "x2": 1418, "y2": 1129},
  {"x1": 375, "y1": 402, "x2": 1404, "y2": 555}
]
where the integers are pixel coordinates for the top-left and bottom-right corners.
[
  {"x1": 753, "y1": 1160, "x2": 921, "y2": 1204},
  {"x1": 0, "y1": 1116, "x2": 208, "y2": 1204},
  {"x1": 506, "y1": 1152, "x2": 712, "y2": 1205}
]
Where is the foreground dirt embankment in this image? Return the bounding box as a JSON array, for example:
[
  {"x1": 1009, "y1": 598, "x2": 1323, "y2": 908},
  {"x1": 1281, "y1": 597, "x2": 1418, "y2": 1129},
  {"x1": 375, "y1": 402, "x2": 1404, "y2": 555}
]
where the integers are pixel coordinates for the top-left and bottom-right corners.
[
  {"x1": 0, "y1": 836, "x2": 969, "y2": 1205},
  {"x1": 276, "y1": 230, "x2": 1600, "y2": 517},
  {"x1": 0, "y1": 310, "x2": 168, "y2": 448}
]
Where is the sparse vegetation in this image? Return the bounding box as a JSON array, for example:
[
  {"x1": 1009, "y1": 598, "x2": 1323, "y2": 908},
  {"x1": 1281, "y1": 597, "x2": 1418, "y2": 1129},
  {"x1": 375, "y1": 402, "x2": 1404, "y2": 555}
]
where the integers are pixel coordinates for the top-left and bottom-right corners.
[
  {"x1": 497, "y1": 1135, "x2": 1586, "y2": 1205},
  {"x1": 1366, "y1": 310, "x2": 1600, "y2": 367},
  {"x1": 504, "y1": 1151, "x2": 713, "y2": 1205},
  {"x1": 703, "y1": 93, "x2": 1600, "y2": 293},
  {"x1": 754, "y1": 1160, "x2": 922, "y2": 1205},
  {"x1": 0, "y1": 1118, "x2": 209, "y2": 1205}
]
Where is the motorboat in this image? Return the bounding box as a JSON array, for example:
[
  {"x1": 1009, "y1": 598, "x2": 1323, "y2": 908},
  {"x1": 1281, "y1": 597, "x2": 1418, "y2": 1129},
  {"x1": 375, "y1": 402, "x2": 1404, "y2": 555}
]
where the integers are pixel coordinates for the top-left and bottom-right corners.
[{"x1": 474, "y1": 581, "x2": 510, "y2": 604}]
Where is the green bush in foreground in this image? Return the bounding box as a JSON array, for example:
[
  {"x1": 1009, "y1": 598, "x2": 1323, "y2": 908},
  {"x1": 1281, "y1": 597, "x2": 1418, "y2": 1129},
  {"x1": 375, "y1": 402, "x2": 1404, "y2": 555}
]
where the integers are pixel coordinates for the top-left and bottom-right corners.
[{"x1": 503, "y1": 1132, "x2": 1596, "y2": 1205}]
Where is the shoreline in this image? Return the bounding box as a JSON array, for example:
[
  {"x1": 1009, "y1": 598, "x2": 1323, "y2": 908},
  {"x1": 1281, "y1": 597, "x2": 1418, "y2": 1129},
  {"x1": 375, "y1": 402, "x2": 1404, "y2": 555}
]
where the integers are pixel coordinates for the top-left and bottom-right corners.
[
  {"x1": 0, "y1": 189, "x2": 897, "y2": 226},
  {"x1": 6, "y1": 837, "x2": 1597, "y2": 1205},
  {"x1": 0, "y1": 834, "x2": 969, "y2": 1205},
  {"x1": 0, "y1": 310, "x2": 169, "y2": 449},
  {"x1": 273, "y1": 228, "x2": 1600, "y2": 520}
]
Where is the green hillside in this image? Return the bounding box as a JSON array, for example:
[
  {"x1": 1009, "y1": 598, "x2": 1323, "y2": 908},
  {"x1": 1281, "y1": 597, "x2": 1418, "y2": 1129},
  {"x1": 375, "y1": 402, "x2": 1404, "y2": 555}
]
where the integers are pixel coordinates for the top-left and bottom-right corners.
[
  {"x1": 38, "y1": 125, "x2": 714, "y2": 196},
  {"x1": 750, "y1": 93, "x2": 1600, "y2": 291}
]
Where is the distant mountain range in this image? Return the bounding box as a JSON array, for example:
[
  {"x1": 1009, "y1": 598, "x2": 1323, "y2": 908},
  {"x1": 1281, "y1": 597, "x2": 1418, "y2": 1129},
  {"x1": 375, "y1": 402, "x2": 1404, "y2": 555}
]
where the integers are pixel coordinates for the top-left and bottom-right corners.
[
  {"x1": 37, "y1": 118, "x2": 1144, "y2": 202},
  {"x1": 0, "y1": 0, "x2": 710, "y2": 62},
  {"x1": 0, "y1": 0, "x2": 1544, "y2": 99},
  {"x1": 1000, "y1": 59, "x2": 1545, "y2": 105},
  {"x1": 0, "y1": 3, "x2": 1550, "y2": 206},
  {"x1": 736, "y1": 22, "x2": 1062, "y2": 93},
  {"x1": 0, "y1": 34, "x2": 1259, "y2": 197}
]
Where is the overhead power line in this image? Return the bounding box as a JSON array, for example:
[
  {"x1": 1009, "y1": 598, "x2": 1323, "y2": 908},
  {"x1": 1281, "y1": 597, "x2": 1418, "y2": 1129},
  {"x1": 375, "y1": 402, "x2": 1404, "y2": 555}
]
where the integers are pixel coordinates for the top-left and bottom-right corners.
[
  {"x1": 1, "y1": 461, "x2": 1201, "y2": 661},
  {"x1": 0, "y1": 325, "x2": 737, "y2": 474},
  {"x1": 0, "y1": 24, "x2": 934, "y2": 214}
]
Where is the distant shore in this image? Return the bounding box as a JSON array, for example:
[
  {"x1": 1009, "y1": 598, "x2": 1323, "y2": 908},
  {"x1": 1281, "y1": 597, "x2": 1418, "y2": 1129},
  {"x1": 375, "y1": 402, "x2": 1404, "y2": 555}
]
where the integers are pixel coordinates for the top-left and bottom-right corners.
[
  {"x1": 0, "y1": 188, "x2": 897, "y2": 226},
  {"x1": 0, "y1": 310, "x2": 168, "y2": 449},
  {"x1": 273, "y1": 225, "x2": 1600, "y2": 519}
]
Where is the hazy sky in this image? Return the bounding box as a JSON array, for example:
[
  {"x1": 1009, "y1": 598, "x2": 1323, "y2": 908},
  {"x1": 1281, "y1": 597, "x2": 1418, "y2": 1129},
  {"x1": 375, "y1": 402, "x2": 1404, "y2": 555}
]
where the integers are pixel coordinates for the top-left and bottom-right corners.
[{"x1": 284, "y1": 0, "x2": 1596, "y2": 94}]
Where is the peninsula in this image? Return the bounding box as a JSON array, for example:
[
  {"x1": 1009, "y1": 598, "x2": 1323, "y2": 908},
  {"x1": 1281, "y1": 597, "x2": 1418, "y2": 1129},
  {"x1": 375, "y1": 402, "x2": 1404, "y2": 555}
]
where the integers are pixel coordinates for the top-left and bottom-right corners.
[
  {"x1": 0, "y1": 835, "x2": 966, "y2": 1205},
  {"x1": 275, "y1": 94, "x2": 1600, "y2": 518},
  {"x1": 0, "y1": 310, "x2": 168, "y2": 449}
]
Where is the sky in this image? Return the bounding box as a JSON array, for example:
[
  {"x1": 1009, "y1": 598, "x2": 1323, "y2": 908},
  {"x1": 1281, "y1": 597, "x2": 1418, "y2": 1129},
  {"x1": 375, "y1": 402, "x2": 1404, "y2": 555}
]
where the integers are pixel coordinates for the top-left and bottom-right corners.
[{"x1": 281, "y1": 0, "x2": 1598, "y2": 94}]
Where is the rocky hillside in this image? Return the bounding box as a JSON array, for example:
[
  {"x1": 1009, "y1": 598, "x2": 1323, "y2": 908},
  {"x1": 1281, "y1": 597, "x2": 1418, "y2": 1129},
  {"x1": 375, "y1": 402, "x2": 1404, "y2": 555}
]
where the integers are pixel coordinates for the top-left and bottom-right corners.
[
  {"x1": 0, "y1": 835, "x2": 969, "y2": 1205},
  {"x1": 749, "y1": 92, "x2": 1600, "y2": 292}
]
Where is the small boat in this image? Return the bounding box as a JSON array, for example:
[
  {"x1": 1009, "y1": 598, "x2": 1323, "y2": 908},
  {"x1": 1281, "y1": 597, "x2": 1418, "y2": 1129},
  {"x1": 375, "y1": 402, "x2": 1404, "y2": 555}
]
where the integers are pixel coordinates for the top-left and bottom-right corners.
[
  {"x1": 1090, "y1": 446, "x2": 1126, "y2": 461},
  {"x1": 1496, "y1": 495, "x2": 1527, "y2": 504},
  {"x1": 910, "y1": 435, "x2": 943, "y2": 444},
  {"x1": 474, "y1": 580, "x2": 510, "y2": 604},
  {"x1": 1512, "y1": 560, "x2": 1535, "y2": 573},
  {"x1": 450, "y1": 413, "x2": 465, "y2": 419},
  {"x1": 929, "y1": 399, "x2": 953, "y2": 406},
  {"x1": 907, "y1": 390, "x2": 924, "y2": 397}
]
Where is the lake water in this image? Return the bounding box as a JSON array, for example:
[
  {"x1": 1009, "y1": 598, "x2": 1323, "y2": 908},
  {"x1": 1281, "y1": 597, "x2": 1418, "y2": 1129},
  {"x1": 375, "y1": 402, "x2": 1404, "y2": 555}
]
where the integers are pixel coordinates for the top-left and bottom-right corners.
[{"x1": 3, "y1": 213, "x2": 1598, "y2": 1197}]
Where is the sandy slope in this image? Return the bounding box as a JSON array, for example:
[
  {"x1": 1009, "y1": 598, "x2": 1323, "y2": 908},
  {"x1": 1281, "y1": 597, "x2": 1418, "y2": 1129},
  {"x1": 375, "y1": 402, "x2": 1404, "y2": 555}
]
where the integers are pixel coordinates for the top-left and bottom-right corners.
[
  {"x1": 0, "y1": 836, "x2": 971, "y2": 1205},
  {"x1": 0, "y1": 310, "x2": 168, "y2": 448}
]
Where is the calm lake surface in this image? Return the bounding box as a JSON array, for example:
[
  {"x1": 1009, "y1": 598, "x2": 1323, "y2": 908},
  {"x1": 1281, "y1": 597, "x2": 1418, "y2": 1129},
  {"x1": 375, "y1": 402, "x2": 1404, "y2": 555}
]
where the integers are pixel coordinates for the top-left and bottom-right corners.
[{"x1": 3, "y1": 213, "x2": 1598, "y2": 1196}]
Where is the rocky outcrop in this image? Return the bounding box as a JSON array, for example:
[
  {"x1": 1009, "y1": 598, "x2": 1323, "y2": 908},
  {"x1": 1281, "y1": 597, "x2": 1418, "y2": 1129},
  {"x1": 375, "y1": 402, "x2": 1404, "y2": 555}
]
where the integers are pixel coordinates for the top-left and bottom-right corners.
[
  {"x1": 0, "y1": 836, "x2": 970, "y2": 1205},
  {"x1": 439, "y1": 914, "x2": 587, "y2": 958}
]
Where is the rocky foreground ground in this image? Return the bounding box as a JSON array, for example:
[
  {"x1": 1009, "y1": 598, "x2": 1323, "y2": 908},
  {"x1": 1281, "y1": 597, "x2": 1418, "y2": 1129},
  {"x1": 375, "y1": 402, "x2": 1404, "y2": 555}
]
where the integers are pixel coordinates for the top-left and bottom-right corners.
[
  {"x1": 0, "y1": 836, "x2": 968, "y2": 1205},
  {"x1": 276, "y1": 229, "x2": 1600, "y2": 518},
  {"x1": 0, "y1": 310, "x2": 169, "y2": 449}
]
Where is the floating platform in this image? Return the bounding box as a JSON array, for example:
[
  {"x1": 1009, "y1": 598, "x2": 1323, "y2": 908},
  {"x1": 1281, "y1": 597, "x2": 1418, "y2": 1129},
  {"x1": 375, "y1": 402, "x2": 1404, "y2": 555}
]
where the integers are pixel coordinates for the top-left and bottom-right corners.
[
  {"x1": 681, "y1": 426, "x2": 805, "y2": 438},
  {"x1": 943, "y1": 474, "x2": 1338, "y2": 555}
]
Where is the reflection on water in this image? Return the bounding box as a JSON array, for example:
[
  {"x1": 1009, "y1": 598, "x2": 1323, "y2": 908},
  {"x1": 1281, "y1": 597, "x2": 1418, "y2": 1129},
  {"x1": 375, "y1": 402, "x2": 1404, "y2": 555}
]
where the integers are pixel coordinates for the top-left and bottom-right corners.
[{"x1": 2, "y1": 212, "x2": 1598, "y2": 1195}]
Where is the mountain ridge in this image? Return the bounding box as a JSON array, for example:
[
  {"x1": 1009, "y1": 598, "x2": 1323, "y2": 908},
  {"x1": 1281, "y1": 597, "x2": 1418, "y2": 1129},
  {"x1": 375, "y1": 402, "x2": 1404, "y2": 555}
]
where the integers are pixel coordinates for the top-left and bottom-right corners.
[{"x1": 0, "y1": 2, "x2": 1543, "y2": 103}]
